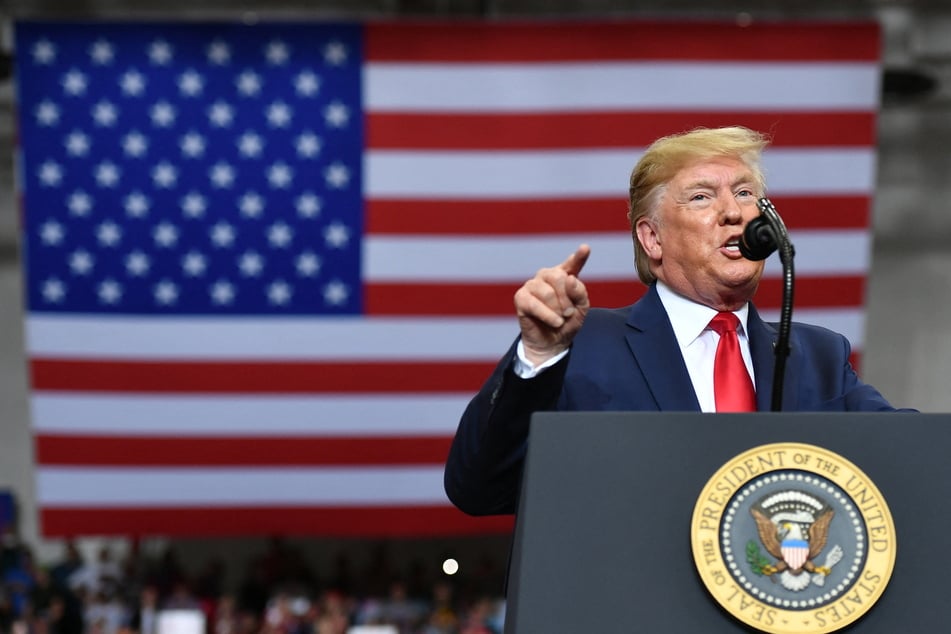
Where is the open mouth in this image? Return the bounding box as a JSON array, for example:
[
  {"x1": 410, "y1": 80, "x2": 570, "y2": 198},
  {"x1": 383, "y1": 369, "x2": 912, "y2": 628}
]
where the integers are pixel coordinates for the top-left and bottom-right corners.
[{"x1": 723, "y1": 236, "x2": 742, "y2": 252}]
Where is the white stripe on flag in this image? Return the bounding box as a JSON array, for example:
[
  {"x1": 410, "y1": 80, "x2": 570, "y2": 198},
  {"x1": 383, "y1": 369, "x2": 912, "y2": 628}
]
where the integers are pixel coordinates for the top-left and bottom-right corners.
[
  {"x1": 31, "y1": 393, "x2": 472, "y2": 436},
  {"x1": 37, "y1": 466, "x2": 451, "y2": 506},
  {"x1": 26, "y1": 309, "x2": 865, "y2": 358},
  {"x1": 26, "y1": 315, "x2": 518, "y2": 360},
  {"x1": 364, "y1": 231, "x2": 870, "y2": 281},
  {"x1": 365, "y1": 62, "x2": 880, "y2": 111},
  {"x1": 365, "y1": 149, "x2": 876, "y2": 198},
  {"x1": 759, "y1": 308, "x2": 865, "y2": 348}
]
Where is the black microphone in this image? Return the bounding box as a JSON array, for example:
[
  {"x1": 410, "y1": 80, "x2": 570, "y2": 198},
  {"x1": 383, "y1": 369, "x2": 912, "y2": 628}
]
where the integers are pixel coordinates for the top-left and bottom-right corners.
[{"x1": 738, "y1": 215, "x2": 777, "y2": 261}]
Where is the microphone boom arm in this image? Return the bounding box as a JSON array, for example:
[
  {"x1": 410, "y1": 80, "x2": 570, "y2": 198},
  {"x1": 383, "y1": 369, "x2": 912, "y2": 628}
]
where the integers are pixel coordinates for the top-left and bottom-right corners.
[{"x1": 755, "y1": 198, "x2": 795, "y2": 412}]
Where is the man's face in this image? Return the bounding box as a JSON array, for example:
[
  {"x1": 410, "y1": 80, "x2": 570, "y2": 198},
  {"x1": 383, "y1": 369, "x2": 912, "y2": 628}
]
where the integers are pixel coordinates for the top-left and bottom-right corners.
[{"x1": 636, "y1": 156, "x2": 765, "y2": 310}]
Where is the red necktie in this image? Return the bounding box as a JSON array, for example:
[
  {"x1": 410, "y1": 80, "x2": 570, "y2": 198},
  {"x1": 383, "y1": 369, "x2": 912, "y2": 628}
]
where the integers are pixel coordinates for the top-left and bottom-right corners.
[{"x1": 708, "y1": 312, "x2": 757, "y2": 412}]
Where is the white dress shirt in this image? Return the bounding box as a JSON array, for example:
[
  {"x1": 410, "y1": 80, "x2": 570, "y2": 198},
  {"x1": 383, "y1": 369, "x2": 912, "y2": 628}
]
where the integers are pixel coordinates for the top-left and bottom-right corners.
[
  {"x1": 514, "y1": 280, "x2": 756, "y2": 412},
  {"x1": 655, "y1": 281, "x2": 755, "y2": 412}
]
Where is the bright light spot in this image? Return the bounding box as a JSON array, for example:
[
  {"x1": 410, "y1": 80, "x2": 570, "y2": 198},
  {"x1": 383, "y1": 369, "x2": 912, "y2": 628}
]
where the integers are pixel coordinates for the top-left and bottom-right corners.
[{"x1": 442, "y1": 558, "x2": 459, "y2": 575}]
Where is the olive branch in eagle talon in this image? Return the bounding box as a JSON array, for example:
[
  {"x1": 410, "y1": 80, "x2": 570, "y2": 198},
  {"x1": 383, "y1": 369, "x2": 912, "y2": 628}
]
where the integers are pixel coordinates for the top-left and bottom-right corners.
[{"x1": 746, "y1": 540, "x2": 774, "y2": 576}]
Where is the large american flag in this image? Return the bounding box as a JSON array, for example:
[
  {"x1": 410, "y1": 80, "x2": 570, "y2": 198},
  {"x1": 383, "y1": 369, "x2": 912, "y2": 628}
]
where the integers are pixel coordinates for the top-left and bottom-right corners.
[{"x1": 14, "y1": 20, "x2": 880, "y2": 537}]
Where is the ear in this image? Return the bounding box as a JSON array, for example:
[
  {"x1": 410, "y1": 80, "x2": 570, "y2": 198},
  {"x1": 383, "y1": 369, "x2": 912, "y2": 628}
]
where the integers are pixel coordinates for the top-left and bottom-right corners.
[{"x1": 635, "y1": 216, "x2": 662, "y2": 261}]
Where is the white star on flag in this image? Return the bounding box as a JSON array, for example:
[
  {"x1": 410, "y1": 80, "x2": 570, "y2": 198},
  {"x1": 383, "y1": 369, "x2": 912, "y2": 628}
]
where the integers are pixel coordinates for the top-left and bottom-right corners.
[
  {"x1": 294, "y1": 70, "x2": 320, "y2": 97},
  {"x1": 41, "y1": 278, "x2": 66, "y2": 303},
  {"x1": 92, "y1": 100, "x2": 119, "y2": 127},
  {"x1": 154, "y1": 280, "x2": 179, "y2": 305},
  {"x1": 39, "y1": 161, "x2": 64, "y2": 187},
  {"x1": 94, "y1": 161, "x2": 120, "y2": 187},
  {"x1": 32, "y1": 39, "x2": 56, "y2": 64},
  {"x1": 236, "y1": 70, "x2": 263, "y2": 97},
  {"x1": 68, "y1": 250, "x2": 94, "y2": 275},
  {"x1": 324, "y1": 41, "x2": 348, "y2": 66},
  {"x1": 67, "y1": 190, "x2": 92, "y2": 216},
  {"x1": 237, "y1": 251, "x2": 264, "y2": 277},
  {"x1": 323, "y1": 162, "x2": 350, "y2": 189},
  {"x1": 181, "y1": 192, "x2": 206, "y2": 218},
  {"x1": 210, "y1": 280, "x2": 236, "y2": 305},
  {"x1": 89, "y1": 39, "x2": 115, "y2": 65},
  {"x1": 207, "y1": 40, "x2": 230, "y2": 65},
  {"x1": 209, "y1": 221, "x2": 237, "y2": 248},
  {"x1": 147, "y1": 39, "x2": 173, "y2": 65},
  {"x1": 120, "y1": 69, "x2": 147, "y2": 96},
  {"x1": 323, "y1": 101, "x2": 349, "y2": 127},
  {"x1": 238, "y1": 131, "x2": 264, "y2": 157},
  {"x1": 36, "y1": 100, "x2": 60, "y2": 126},
  {"x1": 150, "y1": 101, "x2": 176, "y2": 127},
  {"x1": 323, "y1": 279, "x2": 349, "y2": 305},
  {"x1": 97, "y1": 279, "x2": 123, "y2": 304},
  {"x1": 96, "y1": 221, "x2": 122, "y2": 247},
  {"x1": 265, "y1": 40, "x2": 290, "y2": 66},
  {"x1": 125, "y1": 251, "x2": 150, "y2": 276},
  {"x1": 62, "y1": 70, "x2": 88, "y2": 96},
  {"x1": 324, "y1": 221, "x2": 350, "y2": 248},
  {"x1": 40, "y1": 220, "x2": 66, "y2": 245},
  {"x1": 122, "y1": 131, "x2": 148, "y2": 158},
  {"x1": 65, "y1": 131, "x2": 90, "y2": 156},
  {"x1": 295, "y1": 251, "x2": 321, "y2": 277},
  {"x1": 153, "y1": 222, "x2": 179, "y2": 248},
  {"x1": 267, "y1": 280, "x2": 292, "y2": 305},
  {"x1": 178, "y1": 70, "x2": 204, "y2": 96},
  {"x1": 180, "y1": 132, "x2": 206, "y2": 158}
]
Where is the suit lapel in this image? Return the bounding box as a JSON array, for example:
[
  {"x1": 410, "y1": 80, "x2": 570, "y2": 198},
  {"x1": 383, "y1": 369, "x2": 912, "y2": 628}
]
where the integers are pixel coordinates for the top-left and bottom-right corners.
[
  {"x1": 624, "y1": 285, "x2": 702, "y2": 411},
  {"x1": 747, "y1": 304, "x2": 800, "y2": 411}
]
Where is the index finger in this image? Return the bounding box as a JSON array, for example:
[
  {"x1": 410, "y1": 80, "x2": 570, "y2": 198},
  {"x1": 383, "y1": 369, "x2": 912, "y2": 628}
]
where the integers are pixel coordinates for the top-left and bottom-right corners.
[{"x1": 558, "y1": 243, "x2": 591, "y2": 277}]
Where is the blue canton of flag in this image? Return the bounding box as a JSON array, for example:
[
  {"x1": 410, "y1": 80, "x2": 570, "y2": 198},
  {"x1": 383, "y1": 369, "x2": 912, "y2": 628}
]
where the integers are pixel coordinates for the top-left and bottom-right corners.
[{"x1": 16, "y1": 22, "x2": 364, "y2": 315}]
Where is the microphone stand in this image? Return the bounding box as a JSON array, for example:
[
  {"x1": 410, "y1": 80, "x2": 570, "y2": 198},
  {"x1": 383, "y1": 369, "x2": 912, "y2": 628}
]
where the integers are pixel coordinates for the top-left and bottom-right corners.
[{"x1": 755, "y1": 199, "x2": 795, "y2": 411}]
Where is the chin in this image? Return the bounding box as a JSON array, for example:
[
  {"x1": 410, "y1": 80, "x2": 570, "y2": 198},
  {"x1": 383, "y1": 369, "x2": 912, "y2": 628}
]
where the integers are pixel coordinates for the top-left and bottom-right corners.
[
  {"x1": 724, "y1": 263, "x2": 763, "y2": 287},
  {"x1": 720, "y1": 273, "x2": 761, "y2": 301}
]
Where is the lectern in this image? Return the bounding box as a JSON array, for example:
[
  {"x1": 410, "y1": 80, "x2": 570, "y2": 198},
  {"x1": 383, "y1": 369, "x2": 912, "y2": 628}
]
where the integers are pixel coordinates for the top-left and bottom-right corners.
[{"x1": 504, "y1": 412, "x2": 943, "y2": 633}]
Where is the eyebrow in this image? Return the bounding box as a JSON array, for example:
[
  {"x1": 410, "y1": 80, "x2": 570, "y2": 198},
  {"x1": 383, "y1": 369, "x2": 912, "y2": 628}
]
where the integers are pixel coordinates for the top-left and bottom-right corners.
[{"x1": 683, "y1": 174, "x2": 756, "y2": 190}]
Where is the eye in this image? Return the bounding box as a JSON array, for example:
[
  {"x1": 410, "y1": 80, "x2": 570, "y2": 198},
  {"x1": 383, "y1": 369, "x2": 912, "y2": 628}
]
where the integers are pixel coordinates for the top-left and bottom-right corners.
[
  {"x1": 736, "y1": 189, "x2": 754, "y2": 198},
  {"x1": 691, "y1": 193, "x2": 709, "y2": 201}
]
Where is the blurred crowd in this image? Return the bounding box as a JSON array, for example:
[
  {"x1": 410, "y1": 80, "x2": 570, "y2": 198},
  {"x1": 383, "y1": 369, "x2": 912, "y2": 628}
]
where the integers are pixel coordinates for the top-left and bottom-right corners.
[{"x1": 0, "y1": 531, "x2": 507, "y2": 634}]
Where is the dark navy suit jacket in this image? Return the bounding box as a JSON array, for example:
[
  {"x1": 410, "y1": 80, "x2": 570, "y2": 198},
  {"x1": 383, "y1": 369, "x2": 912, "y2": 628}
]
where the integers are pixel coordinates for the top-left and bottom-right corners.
[{"x1": 444, "y1": 284, "x2": 904, "y2": 516}]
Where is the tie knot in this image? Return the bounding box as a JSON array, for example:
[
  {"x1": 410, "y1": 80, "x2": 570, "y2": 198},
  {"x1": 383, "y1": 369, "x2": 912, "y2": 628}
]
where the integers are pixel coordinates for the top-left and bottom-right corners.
[{"x1": 708, "y1": 311, "x2": 740, "y2": 336}]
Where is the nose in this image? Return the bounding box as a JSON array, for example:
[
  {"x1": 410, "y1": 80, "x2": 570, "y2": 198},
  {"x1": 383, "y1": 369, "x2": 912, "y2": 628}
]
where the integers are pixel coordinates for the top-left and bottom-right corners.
[{"x1": 720, "y1": 193, "x2": 744, "y2": 225}]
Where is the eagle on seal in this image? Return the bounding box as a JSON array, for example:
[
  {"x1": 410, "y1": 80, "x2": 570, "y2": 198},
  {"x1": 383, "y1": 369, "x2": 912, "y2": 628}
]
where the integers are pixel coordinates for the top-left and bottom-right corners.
[{"x1": 751, "y1": 506, "x2": 834, "y2": 578}]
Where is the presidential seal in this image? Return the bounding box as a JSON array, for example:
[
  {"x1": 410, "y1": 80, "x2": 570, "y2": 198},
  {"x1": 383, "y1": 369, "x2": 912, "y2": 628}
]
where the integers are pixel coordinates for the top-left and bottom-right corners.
[{"x1": 690, "y1": 443, "x2": 896, "y2": 633}]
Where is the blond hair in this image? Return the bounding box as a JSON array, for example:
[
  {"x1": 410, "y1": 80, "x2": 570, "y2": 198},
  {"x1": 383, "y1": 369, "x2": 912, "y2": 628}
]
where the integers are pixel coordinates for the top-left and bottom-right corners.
[{"x1": 628, "y1": 126, "x2": 769, "y2": 284}]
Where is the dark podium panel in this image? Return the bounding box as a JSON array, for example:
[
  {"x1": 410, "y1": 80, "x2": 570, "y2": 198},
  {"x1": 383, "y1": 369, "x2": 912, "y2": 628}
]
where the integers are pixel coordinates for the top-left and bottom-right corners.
[{"x1": 505, "y1": 412, "x2": 947, "y2": 633}]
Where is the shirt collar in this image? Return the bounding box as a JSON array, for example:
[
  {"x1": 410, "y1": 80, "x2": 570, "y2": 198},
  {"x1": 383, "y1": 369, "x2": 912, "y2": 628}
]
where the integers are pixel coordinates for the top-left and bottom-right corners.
[{"x1": 654, "y1": 280, "x2": 751, "y2": 347}]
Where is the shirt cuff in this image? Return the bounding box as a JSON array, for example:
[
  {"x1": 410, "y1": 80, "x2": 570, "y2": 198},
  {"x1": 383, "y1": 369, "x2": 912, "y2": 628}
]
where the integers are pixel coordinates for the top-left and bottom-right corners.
[{"x1": 513, "y1": 340, "x2": 569, "y2": 378}]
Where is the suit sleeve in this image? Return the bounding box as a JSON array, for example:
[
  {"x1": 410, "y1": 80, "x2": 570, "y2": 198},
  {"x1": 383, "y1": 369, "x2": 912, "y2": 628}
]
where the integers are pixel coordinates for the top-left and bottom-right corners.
[{"x1": 444, "y1": 340, "x2": 568, "y2": 515}]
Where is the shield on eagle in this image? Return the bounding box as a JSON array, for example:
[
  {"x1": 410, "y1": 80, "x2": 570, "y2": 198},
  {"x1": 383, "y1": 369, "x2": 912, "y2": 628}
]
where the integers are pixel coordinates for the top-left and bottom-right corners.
[{"x1": 781, "y1": 537, "x2": 810, "y2": 571}]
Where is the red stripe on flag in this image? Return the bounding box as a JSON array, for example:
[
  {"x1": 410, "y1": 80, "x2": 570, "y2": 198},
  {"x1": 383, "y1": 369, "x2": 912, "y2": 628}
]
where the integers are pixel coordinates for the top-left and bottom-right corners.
[
  {"x1": 36, "y1": 435, "x2": 454, "y2": 467},
  {"x1": 765, "y1": 196, "x2": 870, "y2": 230},
  {"x1": 754, "y1": 275, "x2": 866, "y2": 309},
  {"x1": 30, "y1": 360, "x2": 495, "y2": 393},
  {"x1": 366, "y1": 22, "x2": 880, "y2": 62},
  {"x1": 367, "y1": 112, "x2": 876, "y2": 150},
  {"x1": 365, "y1": 276, "x2": 864, "y2": 316},
  {"x1": 365, "y1": 196, "x2": 869, "y2": 235},
  {"x1": 40, "y1": 506, "x2": 514, "y2": 538},
  {"x1": 367, "y1": 198, "x2": 629, "y2": 235}
]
